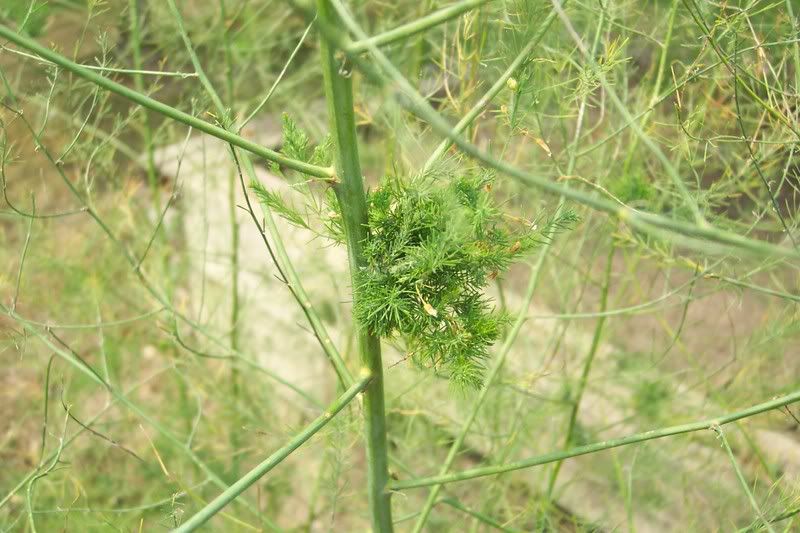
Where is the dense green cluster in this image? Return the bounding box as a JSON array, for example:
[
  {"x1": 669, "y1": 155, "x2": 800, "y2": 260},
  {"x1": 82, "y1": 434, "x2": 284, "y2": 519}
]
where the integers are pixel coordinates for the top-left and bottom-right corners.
[
  {"x1": 254, "y1": 115, "x2": 575, "y2": 388},
  {"x1": 354, "y1": 173, "x2": 573, "y2": 388}
]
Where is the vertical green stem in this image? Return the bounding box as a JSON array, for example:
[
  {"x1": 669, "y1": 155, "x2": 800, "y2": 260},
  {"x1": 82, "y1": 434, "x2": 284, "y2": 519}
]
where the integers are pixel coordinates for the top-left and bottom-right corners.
[
  {"x1": 127, "y1": 0, "x2": 159, "y2": 206},
  {"x1": 219, "y1": 0, "x2": 241, "y2": 478},
  {"x1": 316, "y1": 1, "x2": 393, "y2": 530},
  {"x1": 621, "y1": 0, "x2": 678, "y2": 175},
  {"x1": 547, "y1": 243, "x2": 614, "y2": 497}
]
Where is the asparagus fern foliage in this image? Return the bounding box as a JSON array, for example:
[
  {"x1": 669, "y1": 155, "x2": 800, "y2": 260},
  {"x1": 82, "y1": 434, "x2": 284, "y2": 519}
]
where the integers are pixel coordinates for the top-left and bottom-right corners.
[{"x1": 252, "y1": 115, "x2": 577, "y2": 388}]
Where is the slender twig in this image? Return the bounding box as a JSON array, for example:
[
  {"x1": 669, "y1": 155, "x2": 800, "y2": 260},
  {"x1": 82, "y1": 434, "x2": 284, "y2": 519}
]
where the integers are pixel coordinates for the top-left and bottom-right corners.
[
  {"x1": 0, "y1": 24, "x2": 334, "y2": 179},
  {"x1": 423, "y1": 1, "x2": 559, "y2": 170},
  {"x1": 127, "y1": 0, "x2": 160, "y2": 207},
  {"x1": 11, "y1": 194, "x2": 34, "y2": 312},
  {"x1": 1, "y1": 45, "x2": 198, "y2": 77},
  {"x1": 166, "y1": 0, "x2": 228, "y2": 123},
  {"x1": 547, "y1": 244, "x2": 614, "y2": 496},
  {"x1": 713, "y1": 426, "x2": 776, "y2": 533},
  {"x1": 218, "y1": 0, "x2": 242, "y2": 478},
  {"x1": 347, "y1": 0, "x2": 491, "y2": 54},
  {"x1": 621, "y1": 0, "x2": 679, "y2": 175},
  {"x1": 239, "y1": 18, "x2": 315, "y2": 131},
  {"x1": 388, "y1": 389, "x2": 800, "y2": 490},
  {"x1": 172, "y1": 375, "x2": 371, "y2": 532},
  {"x1": 38, "y1": 355, "x2": 56, "y2": 465},
  {"x1": 26, "y1": 410, "x2": 69, "y2": 533}
]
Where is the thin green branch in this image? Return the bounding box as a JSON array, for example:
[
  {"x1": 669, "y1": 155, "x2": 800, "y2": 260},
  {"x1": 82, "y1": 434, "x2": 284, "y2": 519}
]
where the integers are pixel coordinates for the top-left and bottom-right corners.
[
  {"x1": 166, "y1": 0, "x2": 228, "y2": 122},
  {"x1": 218, "y1": 0, "x2": 242, "y2": 478},
  {"x1": 424, "y1": 2, "x2": 558, "y2": 170},
  {"x1": 246, "y1": 156, "x2": 355, "y2": 386},
  {"x1": 388, "y1": 388, "x2": 800, "y2": 490},
  {"x1": 11, "y1": 195, "x2": 34, "y2": 312},
  {"x1": 438, "y1": 497, "x2": 523, "y2": 533},
  {"x1": 713, "y1": 426, "x2": 776, "y2": 533},
  {"x1": 0, "y1": 24, "x2": 334, "y2": 179},
  {"x1": 172, "y1": 375, "x2": 372, "y2": 533},
  {"x1": 411, "y1": 204, "x2": 564, "y2": 531},
  {"x1": 546, "y1": 244, "x2": 614, "y2": 496},
  {"x1": 621, "y1": 0, "x2": 679, "y2": 175},
  {"x1": 3, "y1": 306, "x2": 269, "y2": 523},
  {"x1": 238, "y1": 18, "x2": 315, "y2": 131},
  {"x1": 347, "y1": 0, "x2": 491, "y2": 54},
  {"x1": 128, "y1": 0, "x2": 160, "y2": 206},
  {"x1": 0, "y1": 45, "x2": 199, "y2": 77}
]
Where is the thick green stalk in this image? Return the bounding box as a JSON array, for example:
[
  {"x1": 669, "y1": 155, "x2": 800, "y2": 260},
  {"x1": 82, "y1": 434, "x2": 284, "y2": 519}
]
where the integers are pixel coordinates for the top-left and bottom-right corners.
[
  {"x1": 388, "y1": 388, "x2": 800, "y2": 490},
  {"x1": 546, "y1": 244, "x2": 614, "y2": 496},
  {"x1": 173, "y1": 375, "x2": 372, "y2": 533},
  {"x1": 317, "y1": 1, "x2": 393, "y2": 530},
  {"x1": 346, "y1": 0, "x2": 490, "y2": 53},
  {"x1": 0, "y1": 24, "x2": 333, "y2": 179}
]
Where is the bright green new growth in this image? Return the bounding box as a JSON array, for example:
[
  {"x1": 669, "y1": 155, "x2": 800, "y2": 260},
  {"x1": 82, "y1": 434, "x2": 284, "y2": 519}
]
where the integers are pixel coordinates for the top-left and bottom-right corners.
[
  {"x1": 256, "y1": 122, "x2": 577, "y2": 388},
  {"x1": 355, "y1": 173, "x2": 576, "y2": 388}
]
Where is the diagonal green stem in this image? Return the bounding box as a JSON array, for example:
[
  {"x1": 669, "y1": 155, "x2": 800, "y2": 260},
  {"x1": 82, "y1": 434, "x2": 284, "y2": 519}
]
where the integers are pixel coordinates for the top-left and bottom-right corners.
[
  {"x1": 423, "y1": 2, "x2": 559, "y2": 170},
  {"x1": 388, "y1": 388, "x2": 800, "y2": 490},
  {"x1": 347, "y1": 0, "x2": 490, "y2": 54},
  {"x1": 159, "y1": 3, "x2": 354, "y2": 388},
  {"x1": 714, "y1": 426, "x2": 776, "y2": 533},
  {"x1": 172, "y1": 375, "x2": 372, "y2": 533},
  {"x1": 309, "y1": 0, "x2": 799, "y2": 259},
  {"x1": 0, "y1": 24, "x2": 334, "y2": 179},
  {"x1": 410, "y1": 222, "x2": 559, "y2": 532},
  {"x1": 317, "y1": 1, "x2": 394, "y2": 530}
]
